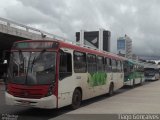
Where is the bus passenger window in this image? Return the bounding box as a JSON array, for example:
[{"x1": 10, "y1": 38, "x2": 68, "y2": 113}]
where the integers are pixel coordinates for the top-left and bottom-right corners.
[
  {"x1": 87, "y1": 54, "x2": 97, "y2": 73},
  {"x1": 59, "y1": 52, "x2": 72, "y2": 80},
  {"x1": 112, "y1": 59, "x2": 117, "y2": 72},
  {"x1": 109, "y1": 58, "x2": 112, "y2": 71},
  {"x1": 97, "y1": 56, "x2": 104, "y2": 72},
  {"x1": 74, "y1": 51, "x2": 87, "y2": 73},
  {"x1": 105, "y1": 57, "x2": 112, "y2": 72},
  {"x1": 117, "y1": 61, "x2": 122, "y2": 72}
]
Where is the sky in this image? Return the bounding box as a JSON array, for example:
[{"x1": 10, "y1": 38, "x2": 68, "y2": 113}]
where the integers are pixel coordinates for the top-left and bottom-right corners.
[{"x1": 0, "y1": 0, "x2": 160, "y2": 56}]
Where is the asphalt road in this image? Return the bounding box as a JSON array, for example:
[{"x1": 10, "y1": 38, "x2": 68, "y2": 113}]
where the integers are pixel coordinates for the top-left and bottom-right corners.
[{"x1": 0, "y1": 81, "x2": 153, "y2": 120}]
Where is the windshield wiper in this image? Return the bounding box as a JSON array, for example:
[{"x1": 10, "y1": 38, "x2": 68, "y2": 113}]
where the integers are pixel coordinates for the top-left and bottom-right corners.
[
  {"x1": 31, "y1": 49, "x2": 46, "y2": 72},
  {"x1": 32, "y1": 49, "x2": 46, "y2": 65},
  {"x1": 18, "y1": 50, "x2": 25, "y2": 74}
]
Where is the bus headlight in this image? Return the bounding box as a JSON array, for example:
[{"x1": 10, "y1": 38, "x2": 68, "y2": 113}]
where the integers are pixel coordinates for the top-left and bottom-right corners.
[{"x1": 45, "y1": 85, "x2": 54, "y2": 97}]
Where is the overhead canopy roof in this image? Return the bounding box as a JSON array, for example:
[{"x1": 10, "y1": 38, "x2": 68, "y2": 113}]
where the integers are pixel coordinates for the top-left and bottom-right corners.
[{"x1": 0, "y1": 32, "x2": 27, "y2": 51}]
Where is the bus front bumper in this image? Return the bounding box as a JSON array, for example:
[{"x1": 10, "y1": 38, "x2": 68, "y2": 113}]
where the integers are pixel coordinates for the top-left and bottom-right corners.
[
  {"x1": 5, "y1": 92, "x2": 57, "y2": 109},
  {"x1": 145, "y1": 76, "x2": 156, "y2": 81}
]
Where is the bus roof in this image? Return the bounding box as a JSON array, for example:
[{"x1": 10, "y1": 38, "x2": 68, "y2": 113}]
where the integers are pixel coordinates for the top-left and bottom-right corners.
[{"x1": 13, "y1": 39, "x2": 124, "y2": 60}]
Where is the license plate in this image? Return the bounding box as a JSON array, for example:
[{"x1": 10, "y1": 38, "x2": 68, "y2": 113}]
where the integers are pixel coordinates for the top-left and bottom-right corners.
[{"x1": 21, "y1": 101, "x2": 30, "y2": 106}]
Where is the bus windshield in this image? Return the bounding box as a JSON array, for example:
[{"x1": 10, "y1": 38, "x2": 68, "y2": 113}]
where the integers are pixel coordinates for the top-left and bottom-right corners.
[
  {"x1": 144, "y1": 68, "x2": 158, "y2": 76},
  {"x1": 8, "y1": 51, "x2": 56, "y2": 85}
]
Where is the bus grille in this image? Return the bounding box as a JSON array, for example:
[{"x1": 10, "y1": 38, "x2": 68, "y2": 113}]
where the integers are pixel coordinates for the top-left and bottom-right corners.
[{"x1": 7, "y1": 84, "x2": 49, "y2": 99}]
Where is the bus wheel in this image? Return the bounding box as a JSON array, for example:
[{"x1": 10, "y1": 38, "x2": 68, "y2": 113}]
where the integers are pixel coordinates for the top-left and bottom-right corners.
[
  {"x1": 132, "y1": 79, "x2": 135, "y2": 87},
  {"x1": 71, "y1": 89, "x2": 82, "y2": 109},
  {"x1": 109, "y1": 83, "x2": 114, "y2": 96},
  {"x1": 140, "y1": 78, "x2": 143, "y2": 85}
]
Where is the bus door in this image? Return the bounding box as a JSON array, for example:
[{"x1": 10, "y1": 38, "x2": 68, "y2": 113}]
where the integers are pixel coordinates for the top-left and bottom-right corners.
[
  {"x1": 117, "y1": 61, "x2": 124, "y2": 87},
  {"x1": 104, "y1": 58, "x2": 113, "y2": 92},
  {"x1": 58, "y1": 49, "x2": 73, "y2": 107},
  {"x1": 111, "y1": 59, "x2": 118, "y2": 88}
]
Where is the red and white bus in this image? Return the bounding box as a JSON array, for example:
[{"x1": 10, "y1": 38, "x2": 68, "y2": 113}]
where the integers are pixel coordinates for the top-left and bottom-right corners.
[{"x1": 5, "y1": 40, "x2": 124, "y2": 109}]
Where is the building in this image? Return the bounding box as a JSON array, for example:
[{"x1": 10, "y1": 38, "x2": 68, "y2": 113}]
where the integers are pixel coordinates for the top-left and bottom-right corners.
[
  {"x1": 76, "y1": 29, "x2": 111, "y2": 52},
  {"x1": 117, "y1": 34, "x2": 132, "y2": 59}
]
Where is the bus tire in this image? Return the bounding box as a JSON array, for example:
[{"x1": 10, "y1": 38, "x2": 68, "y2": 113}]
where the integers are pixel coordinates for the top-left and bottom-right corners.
[
  {"x1": 132, "y1": 79, "x2": 135, "y2": 87},
  {"x1": 140, "y1": 78, "x2": 143, "y2": 85},
  {"x1": 71, "y1": 89, "x2": 82, "y2": 109},
  {"x1": 109, "y1": 83, "x2": 114, "y2": 96}
]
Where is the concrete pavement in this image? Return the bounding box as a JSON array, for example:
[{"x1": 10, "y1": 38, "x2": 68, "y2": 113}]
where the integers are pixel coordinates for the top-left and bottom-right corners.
[
  {"x1": 71, "y1": 80, "x2": 160, "y2": 114},
  {"x1": 50, "y1": 80, "x2": 160, "y2": 120},
  {"x1": 1, "y1": 80, "x2": 160, "y2": 120},
  {"x1": 69, "y1": 81, "x2": 160, "y2": 114}
]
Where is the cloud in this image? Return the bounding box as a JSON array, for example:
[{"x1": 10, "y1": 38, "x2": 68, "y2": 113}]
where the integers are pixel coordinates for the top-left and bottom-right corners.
[{"x1": 1, "y1": 0, "x2": 160, "y2": 56}]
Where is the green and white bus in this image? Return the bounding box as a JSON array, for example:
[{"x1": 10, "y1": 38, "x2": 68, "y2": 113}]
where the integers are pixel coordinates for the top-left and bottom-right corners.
[{"x1": 123, "y1": 60, "x2": 145, "y2": 86}]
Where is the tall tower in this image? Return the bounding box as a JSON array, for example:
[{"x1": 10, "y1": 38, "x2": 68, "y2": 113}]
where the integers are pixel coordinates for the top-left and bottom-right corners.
[{"x1": 117, "y1": 34, "x2": 132, "y2": 59}]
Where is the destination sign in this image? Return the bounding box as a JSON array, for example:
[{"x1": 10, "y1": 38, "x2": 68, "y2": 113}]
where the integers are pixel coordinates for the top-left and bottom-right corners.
[{"x1": 12, "y1": 41, "x2": 59, "y2": 49}]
